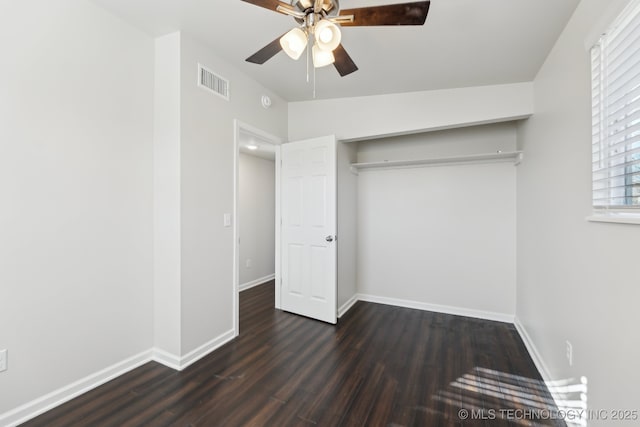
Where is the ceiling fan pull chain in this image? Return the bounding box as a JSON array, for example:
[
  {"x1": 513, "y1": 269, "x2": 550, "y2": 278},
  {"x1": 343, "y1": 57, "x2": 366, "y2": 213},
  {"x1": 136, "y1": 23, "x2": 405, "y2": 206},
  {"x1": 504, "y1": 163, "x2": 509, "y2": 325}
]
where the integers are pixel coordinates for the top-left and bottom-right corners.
[
  {"x1": 306, "y1": 32, "x2": 311, "y2": 83},
  {"x1": 313, "y1": 63, "x2": 317, "y2": 99}
]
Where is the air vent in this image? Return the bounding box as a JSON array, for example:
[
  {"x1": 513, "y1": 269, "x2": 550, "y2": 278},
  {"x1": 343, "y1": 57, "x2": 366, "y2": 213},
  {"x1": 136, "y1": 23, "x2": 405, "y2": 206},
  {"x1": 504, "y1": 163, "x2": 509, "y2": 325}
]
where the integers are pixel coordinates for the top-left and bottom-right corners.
[{"x1": 198, "y1": 63, "x2": 229, "y2": 100}]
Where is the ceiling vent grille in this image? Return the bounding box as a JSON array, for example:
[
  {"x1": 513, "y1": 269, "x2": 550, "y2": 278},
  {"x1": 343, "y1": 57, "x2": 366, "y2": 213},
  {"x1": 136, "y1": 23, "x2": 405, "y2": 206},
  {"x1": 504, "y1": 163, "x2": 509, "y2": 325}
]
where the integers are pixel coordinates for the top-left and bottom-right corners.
[{"x1": 198, "y1": 63, "x2": 229, "y2": 100}]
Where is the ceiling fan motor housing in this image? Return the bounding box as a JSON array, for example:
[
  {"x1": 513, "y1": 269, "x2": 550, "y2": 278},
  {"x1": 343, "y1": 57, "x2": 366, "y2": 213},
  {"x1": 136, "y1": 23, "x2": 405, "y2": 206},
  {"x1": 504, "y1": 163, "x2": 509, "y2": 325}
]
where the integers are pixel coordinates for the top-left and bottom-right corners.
[
  {"x1": 293, "y1": 0, "x2": 339, "y2": 14},
  {"x1": 293, "y1": 0, "x2": 340, "y2": 24}
]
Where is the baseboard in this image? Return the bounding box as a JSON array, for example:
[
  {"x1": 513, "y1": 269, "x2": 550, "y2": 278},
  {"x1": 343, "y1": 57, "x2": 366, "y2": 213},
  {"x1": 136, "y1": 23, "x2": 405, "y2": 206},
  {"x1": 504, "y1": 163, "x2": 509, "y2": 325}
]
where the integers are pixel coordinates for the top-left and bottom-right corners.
[
  {"x1": 0, "y1": 349, "x2": 153, "y2": 427},
  {"x1": 152, "y1": 328, "x2": 236, "y2": 371},
  {"x1": 151, "y1": 348, "x2": 182, "y2": 371},
  {"x1": 239, "y1": 274, "x2": 275, "y2": 292},
  {"x1": 338, "y1": 294, "x2": 359, "y2": 318},
  {"x1": 176, "y1": 329, "x2": 236, "y2": 370},
  {"x1": 513, "y1": 317, "x2": 568, "y2": 413},
  {"x1": 1, "y1": 329, "x2": 238, "y2": 426},
  {"x1": 357, "y1": 293, "x2": 515, "y2": 323},
  {"x1": 513, "y1": 317, "x2": 553, "y2": 383}
]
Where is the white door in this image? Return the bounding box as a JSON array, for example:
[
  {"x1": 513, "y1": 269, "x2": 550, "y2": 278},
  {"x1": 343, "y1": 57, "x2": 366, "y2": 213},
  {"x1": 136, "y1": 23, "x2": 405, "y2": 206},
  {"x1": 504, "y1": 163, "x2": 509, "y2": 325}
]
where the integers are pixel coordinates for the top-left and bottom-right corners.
[{"x1": 281, "y1": 135, "x2": 337, "y2": 324}]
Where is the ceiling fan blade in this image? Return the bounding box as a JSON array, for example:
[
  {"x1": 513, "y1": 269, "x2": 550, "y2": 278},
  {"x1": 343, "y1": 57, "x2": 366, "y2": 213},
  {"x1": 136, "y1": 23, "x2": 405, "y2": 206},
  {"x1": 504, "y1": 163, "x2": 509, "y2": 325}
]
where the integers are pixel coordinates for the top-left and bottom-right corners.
[
  {"x1": 240, "y1": 0, "x2": 298, "y2": 15},
  {"x1": 333, "y1": 44, "x2": 358, "y2": 77},
  {"x1": 246, "y1": 34, "x2": 285, "y2": 64},
  {"x1": 339, "y1": 1, "x2": 430, "y2": 26}
]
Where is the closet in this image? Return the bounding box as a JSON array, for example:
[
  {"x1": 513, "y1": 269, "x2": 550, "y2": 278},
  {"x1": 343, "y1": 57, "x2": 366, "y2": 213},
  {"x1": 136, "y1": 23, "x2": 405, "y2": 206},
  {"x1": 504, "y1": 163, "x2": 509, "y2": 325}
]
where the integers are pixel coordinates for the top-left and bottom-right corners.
[{"x1": 346, "y1": 121, "x2": 520, "y2": 319}]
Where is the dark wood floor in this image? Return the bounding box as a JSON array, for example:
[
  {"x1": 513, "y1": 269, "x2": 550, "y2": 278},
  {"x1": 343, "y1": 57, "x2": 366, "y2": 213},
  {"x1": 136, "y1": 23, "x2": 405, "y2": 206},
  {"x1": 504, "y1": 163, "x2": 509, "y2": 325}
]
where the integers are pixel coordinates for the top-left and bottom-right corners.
[{"x1": 23, "y1": 282, "x2": 564, "y2": 426}]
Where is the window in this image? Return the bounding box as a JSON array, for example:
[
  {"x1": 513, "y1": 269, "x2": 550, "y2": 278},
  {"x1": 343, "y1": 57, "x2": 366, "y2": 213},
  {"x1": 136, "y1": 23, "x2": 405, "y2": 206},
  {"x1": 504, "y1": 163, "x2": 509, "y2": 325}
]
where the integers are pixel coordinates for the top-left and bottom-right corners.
[{"x1": 591, "y1": 0, "x2": 640, "y2": 209}]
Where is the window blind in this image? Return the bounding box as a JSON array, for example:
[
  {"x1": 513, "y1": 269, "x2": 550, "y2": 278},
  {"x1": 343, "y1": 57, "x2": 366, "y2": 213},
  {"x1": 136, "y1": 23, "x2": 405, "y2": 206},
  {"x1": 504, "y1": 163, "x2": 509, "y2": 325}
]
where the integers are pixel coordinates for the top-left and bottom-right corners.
[{"x1": 592, "y1": 0, "x2": 640, "y2": 208}]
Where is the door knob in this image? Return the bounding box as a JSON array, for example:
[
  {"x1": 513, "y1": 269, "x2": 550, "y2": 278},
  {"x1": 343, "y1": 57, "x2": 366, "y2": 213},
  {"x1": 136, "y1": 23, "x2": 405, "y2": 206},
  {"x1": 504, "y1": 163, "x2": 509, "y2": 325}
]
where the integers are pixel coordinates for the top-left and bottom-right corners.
[{"x1": 325, "y1": 235, "x2": 334, "y2": 242}]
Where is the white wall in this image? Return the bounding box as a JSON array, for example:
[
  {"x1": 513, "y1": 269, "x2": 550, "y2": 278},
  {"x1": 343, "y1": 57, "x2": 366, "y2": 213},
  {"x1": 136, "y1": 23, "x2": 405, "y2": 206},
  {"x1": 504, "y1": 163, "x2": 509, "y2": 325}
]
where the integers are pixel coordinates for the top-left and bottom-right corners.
[
  {"x1": 288, "y1": 83, "x2": 533, "y2": 142},
  {"x1": 153, "y1": 32, "x2": 182, "y2": 358},
  {"x1": 0, "y1": 0, "x2": 154, "y2": 416},
  {"x1": 0, "y1": 8, "x2": 288, "y2": 421},
  {"x1": 516, "y1": 0, "x2": 640, "y2": 420},
  {"x1": 178, "y1": 32, "x2": 287, "y2": 355},
  {"x1": 357, "y1": 124, "x2": 517, "y2": 320},
  {"x1": 357, "y1": 122, "x2": 519, "y2": 162},
  {"x1": 239, "y1": 153, "x2": 275, "y2": 287},
  {"x1": 337, "y1": 141, "x2": 358, "y2": 314},
  {"x1": 152, "y1": 31, "x2": 287, "y2": 360}
]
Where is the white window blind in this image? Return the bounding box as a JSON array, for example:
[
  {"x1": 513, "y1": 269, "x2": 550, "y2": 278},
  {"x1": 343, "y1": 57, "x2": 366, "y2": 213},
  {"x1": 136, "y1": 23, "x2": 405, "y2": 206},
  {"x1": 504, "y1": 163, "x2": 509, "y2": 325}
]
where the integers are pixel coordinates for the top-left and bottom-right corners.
[{"x1": 591, "y1": 0, "x2": 640, "y2": 209}]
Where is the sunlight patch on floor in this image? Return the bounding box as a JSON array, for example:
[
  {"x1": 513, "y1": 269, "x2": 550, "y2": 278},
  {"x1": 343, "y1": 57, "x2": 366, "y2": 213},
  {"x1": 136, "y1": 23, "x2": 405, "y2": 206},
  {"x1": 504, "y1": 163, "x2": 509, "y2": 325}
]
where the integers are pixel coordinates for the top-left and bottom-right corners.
[{"x1": 434, "y1": 367, "x2": 588, "y2": 426}]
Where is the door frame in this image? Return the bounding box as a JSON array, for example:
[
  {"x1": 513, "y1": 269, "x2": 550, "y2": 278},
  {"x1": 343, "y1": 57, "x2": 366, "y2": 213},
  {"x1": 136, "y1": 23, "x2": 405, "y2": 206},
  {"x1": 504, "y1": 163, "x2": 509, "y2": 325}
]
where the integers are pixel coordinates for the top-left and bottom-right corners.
[{"x1": 233, "y1": 120, "x2": 283, "y2": 336}]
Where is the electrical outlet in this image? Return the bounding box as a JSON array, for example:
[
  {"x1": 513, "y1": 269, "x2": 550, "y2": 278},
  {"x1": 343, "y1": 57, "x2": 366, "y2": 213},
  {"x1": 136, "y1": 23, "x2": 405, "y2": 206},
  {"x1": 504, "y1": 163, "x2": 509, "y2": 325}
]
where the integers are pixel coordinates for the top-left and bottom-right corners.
[
  {"x1": 0, "y1": 349, "x2": 7, "y2": 372},
  {"x1": 246, "y1": 259, "x2": 252, "y2": 268},
  {"x1": 566, "y1": 341, "x2": 573, "y2": 366}
]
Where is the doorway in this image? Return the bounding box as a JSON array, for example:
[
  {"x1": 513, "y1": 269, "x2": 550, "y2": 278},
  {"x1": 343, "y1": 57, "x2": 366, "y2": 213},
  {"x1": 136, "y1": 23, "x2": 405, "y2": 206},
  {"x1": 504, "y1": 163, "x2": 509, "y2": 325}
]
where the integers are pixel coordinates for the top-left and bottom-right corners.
[{"x1": 233, "y1": 120, "x2": 282, "y2": 335}]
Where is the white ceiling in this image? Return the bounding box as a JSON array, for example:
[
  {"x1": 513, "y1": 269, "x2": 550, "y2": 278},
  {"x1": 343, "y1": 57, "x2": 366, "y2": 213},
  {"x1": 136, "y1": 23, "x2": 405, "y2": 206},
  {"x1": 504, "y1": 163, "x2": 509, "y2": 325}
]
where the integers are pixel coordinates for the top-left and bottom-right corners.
[{"x1": 90, "y1": 0, "x2": 580, "y2": 102}]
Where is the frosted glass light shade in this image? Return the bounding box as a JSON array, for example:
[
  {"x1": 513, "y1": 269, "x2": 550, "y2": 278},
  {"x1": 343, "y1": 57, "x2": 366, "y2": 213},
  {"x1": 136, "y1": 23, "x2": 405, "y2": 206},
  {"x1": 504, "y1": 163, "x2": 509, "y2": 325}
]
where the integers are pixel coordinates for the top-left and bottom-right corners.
[
  {"x1": 280, "y1": 28, "x2": 308, "y2": 60},
  {"x1": 312, "y1": 44, "x2": 335, "y2": 68},
  {"x1": 314, "y1": 20, "x2": 341, "y2": 51}
]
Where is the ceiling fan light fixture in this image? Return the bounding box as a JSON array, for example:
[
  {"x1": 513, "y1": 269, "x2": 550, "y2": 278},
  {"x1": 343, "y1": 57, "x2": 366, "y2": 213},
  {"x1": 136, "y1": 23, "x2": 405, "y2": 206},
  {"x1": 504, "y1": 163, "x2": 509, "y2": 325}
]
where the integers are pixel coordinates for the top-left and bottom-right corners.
[
  {"x1": 312, "y1": 44, "x2": 335, "y2": 68},
  {"x1": 314, "y1": 19, "x2": 341, "y2": 51},
  {"x1": 280, "y1": 28, "x2": 308, "y2": 60},
  {"x1": 243, "y1": 0, "x2": 431, "y2": 78}
]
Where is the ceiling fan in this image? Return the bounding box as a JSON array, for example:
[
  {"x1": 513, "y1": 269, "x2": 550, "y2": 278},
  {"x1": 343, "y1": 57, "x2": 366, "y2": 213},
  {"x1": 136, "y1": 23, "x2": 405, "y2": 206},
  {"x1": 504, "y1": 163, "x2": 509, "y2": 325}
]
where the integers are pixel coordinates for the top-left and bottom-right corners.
[{"x1": 242, "y1": 0, "x2": 431, "y2": 77}]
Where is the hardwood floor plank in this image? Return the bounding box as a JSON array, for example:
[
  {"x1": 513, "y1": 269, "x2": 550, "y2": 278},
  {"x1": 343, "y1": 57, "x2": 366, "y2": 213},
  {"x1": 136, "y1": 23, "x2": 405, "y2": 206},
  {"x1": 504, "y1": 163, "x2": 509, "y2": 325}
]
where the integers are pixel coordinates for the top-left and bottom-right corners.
[{"x1": 22, "y1": 282, "x2": 565, "y2": 427}]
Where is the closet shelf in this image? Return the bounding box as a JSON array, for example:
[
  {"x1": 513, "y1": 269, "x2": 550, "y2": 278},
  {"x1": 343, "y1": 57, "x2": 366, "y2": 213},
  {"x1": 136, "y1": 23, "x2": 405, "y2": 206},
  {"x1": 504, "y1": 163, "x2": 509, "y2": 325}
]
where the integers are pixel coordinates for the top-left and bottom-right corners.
[{"x1": 351, "y1": 151, "x2": 523, "y2": 171}]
